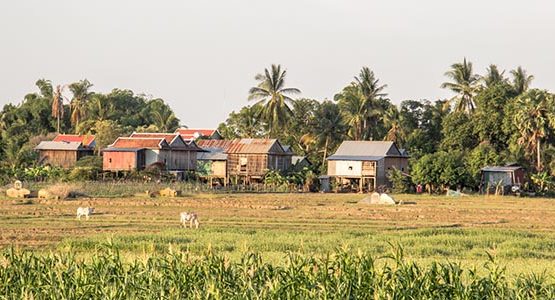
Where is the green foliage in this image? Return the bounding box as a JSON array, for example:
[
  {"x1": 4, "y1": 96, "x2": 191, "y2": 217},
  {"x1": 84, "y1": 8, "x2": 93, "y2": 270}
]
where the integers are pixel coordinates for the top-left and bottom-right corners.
[
  {"x1": 2, "y1": 246, "x2": 555, "y2": 299},
  {"x1": 411, "y1": 151, "x2": 469, "y2": 193},
  {"x1": 440, "y1": 111, "x2": 479, "y2": 151},
  {"x1": 387, "y1": 167, "x2": 412, "y2": 193},
  {"x1": 466, "y1": 143, "x2": 502, "y2": 187}
]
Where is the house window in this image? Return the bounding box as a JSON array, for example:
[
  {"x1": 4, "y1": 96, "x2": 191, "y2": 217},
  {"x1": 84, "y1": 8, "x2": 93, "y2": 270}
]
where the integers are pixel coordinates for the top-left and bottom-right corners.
[
  {"x1": 239, "y1": 157, "x2": 247, "y2": 172},
  {"x1": 348, "y1": 166, "x2": 353, "y2": 170},
  {"x1": 109, "y1": 158, "x2": 112, "y2": 163}
]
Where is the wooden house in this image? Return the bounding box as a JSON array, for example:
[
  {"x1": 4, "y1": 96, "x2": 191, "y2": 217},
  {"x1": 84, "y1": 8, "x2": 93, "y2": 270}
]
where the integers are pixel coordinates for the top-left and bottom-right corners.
[
  {"x1": 326, "y1": 141, "x2": 409, "y2": 191},
  {"x1": 175, "y1": 128, "x2": 222, "y2": 141},
  {"x1": 129, "y1": 132, "x2": 203, "y2": 171},
  {"x1": 34, "y1": 134, "x2": 96, "y2": 168},
  {"x1": 102, "y1": 138, "x2": 169, "y2": 172},
  {"x1": 197, "y1": 138, "x2": 292, "y2": 183}
]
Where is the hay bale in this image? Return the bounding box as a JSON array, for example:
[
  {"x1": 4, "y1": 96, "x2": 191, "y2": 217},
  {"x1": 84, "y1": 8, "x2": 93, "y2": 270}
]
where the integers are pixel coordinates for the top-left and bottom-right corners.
[
  {"x1": 359, "y1": 192, "x2": 396, "y2": 205},
  {"x1": 379, "y1": 193, "x2": 396, "y2": 205},
  {"x1": 159, "y1": 187, "x2": 181, "y2": 197},
  {"x1": 42, "y1": 183, "x2": 81, "y2": 199},
  {"x1": 6, "y1": 188, "x2": 31, "y2": 198}
]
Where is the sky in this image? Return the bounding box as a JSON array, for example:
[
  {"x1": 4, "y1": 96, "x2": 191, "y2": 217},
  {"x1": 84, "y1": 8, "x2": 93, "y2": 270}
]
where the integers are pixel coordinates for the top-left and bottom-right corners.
[{"x1": 1, "y1": 0, "x2": 554, "y2": 128}]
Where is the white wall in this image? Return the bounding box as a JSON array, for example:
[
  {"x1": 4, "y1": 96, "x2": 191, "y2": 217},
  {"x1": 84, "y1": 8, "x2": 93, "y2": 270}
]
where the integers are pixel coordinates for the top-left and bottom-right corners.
[{"x1": 334, "y1": 161, "x2": 362, "y2": 177}]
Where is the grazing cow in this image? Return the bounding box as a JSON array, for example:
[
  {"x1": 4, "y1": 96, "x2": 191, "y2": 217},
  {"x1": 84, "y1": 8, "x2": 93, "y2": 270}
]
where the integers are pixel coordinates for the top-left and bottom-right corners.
[
  {"x1": 180, "y1": 212, "x2": 199, "y2": 229},
  {"x1": 76, "y1": 207, "x2": 94, "y2": 220}
]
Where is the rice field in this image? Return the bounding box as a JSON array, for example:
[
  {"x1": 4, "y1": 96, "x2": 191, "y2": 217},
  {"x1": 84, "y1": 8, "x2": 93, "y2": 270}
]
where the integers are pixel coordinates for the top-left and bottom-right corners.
[{"x1": 2, "y1": 192, "x2": 555, "y2": 298}]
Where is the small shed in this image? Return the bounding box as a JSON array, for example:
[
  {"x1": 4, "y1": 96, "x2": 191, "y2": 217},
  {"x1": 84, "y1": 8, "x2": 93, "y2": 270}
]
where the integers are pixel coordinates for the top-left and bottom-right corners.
[
  {"x1": 480, "y1": 166, "x2": 525, "y2": 191},
  {"x1": 103, "y1": 138, "x2": 170, "y2": 171},
  {"x1": 197, "y1": 147, "x2": 228, "y2": 185},
  {"x1": 34, "y1": 139, "x2": 95, "y2": 169}
]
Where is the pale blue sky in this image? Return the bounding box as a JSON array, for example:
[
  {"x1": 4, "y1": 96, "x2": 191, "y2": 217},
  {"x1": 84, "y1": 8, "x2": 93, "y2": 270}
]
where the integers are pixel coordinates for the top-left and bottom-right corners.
[{"x1": 1, "y1": 0, "x2": 554, "y2": 127}]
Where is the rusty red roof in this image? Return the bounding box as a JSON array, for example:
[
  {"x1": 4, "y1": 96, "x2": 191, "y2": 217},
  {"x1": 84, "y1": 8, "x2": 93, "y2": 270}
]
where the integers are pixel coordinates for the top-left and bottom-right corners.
[
  {"x1": 175, "y1": 128, "x2": 219, "y2": 140},
  {"x1": 110, "y1": 137, "x2": 169, "y2": 149},
  {"x1": 198, "y1": 138, "x2": 287, "y2": 154},
  {"x1": 53, "y1": 134, "x2": 95, "y2": 147},
  {"x1": 129, "y1": 132, "x2": 181, "y2": 144}
]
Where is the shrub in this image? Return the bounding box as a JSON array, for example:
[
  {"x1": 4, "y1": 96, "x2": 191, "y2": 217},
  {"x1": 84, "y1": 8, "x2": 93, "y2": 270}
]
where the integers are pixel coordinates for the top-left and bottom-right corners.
[{"x1": 387, "y1": 167, "x2": 412, "y2": 193}]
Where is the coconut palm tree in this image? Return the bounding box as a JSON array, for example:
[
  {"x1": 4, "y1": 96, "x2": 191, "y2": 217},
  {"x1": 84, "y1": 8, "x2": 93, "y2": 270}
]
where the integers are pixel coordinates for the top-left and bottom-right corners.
[
  {"x1": 441, "y1": 58, "x2": 480, "y2": 113},
  {"x1": 481, "y1": 64, "x2": 506, "y2": 88},
  {"x1": 313, "y1": 101, "x2": 346, "y2": 166},
  {"x1": 510, "y1": 66, "x2": 534, "y2": 95},
  {"x1": 51, "y1": 85, "x2": 65, "y2": 133},
  {"x1": 383, "y1": 106, "x2": 405, "y2": 147},
  {"x1": 355, "y1": 67, "x2": 388, "y2": 138},
  {"x1": 248, "y1": 64, "x2": 301, "y2": 136},
  {"x1": 335, "y1": 84, "x2": 366, "y2": 140},
  {"x1": 513, "y1": 89, "x2": 555, "y2": 171},
  {"x1": 68, "y1": 79, "x2": 93, "y2": 131}
]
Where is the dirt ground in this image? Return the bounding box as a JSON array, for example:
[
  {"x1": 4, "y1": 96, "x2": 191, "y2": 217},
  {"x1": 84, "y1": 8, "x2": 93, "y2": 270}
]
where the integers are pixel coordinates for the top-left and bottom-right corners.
[{"x1": 1, "y1": 193, "x2": 555, "y2": 248}]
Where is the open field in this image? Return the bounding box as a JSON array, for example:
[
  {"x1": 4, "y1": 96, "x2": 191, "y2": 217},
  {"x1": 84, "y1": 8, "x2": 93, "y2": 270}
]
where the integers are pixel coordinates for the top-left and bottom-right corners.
[{"x1": 2, "y1": 192, "x2": 555, "y2": 275}]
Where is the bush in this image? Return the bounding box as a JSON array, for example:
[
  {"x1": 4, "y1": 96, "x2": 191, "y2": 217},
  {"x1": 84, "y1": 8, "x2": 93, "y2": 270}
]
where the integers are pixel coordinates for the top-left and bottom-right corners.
[
  {"x1": 411, "y1": 150, "x2": 470, "y2": 193},
  {"x1": 387, "y1": 167, "x2": 412, "y2": 193}
]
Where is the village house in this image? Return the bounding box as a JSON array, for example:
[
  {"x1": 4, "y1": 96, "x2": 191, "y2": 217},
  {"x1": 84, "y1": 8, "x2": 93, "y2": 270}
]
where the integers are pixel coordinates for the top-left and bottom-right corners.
[
  {"x1": 326, "y1": 141, "x2": 409, "y2": 191},
  {"x1": 175, "y1": 128, "x2": 222, "y2": 141},
  {"x1": 197, "y1": 138, "x2": 292, "y2": 184},
  {"x1": 102, "y1": 133, "x2": 203, "y2": 174},
  {"x1": 34, "y1": 134, "x2": 96, "y2": 168}
]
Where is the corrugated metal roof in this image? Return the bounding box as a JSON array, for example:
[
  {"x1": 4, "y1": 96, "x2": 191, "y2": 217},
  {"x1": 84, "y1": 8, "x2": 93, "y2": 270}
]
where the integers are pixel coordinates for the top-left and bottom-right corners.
[
  {"x1": 53, "y1": 134, "x2": 95, "y2": 147},
  {"x1": 197, "y1": 148, "x2": 228, "y2": 160},
  {"x1": 129, "y1": 132, "x2": 180, "y2": 144},
  {"x1": 110, "y1": 137, "x2": 169, "y2": 149},
  {"x1": 327, "y1": 155, "x2": 385, "y2": 161},
  {"x1": 292, "y1": 155, "x2": 311, "y2": 165},
  {"x1": 331, "y1": 141, "x2": 406, "y2": 157},
  {"x1": 481, "y1": 166, "x2": 523, "y2": 172},
  {"x1": 34, "y1": 141, "x2": 84, "y2": 151},
  {"x1": 198, "y1": 138, "x2": 288, "y2": 154},
  {"x1": 102, "y1": 147, "x2": 144, "y2": 153},
  {"x1": 175, "y1": 128, "x2": 219, "y2": 140}
]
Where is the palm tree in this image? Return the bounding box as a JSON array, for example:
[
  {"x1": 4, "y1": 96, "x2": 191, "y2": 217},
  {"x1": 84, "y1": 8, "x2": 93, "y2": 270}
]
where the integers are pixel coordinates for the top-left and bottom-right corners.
[
  {"x1": 355, "y1": 67, "x2": 388, "y2": 138},
  {"x1": 313, "y1": 101, "x2": 346, "y2": 166},
  {"x1": 441, "y1": 58, "x2": 480, "y2": 112},
  {"x1": 248, "y1": 64, "x2": 301, "y2": 136},
  {"x1": 35, "y1": 79, "x2": 53, "y2": 99},
  {"x1": 68, "y1": 79, "x2": 93, "y2": 131},
  {"x1": 481, "y1": 64, "x2": 506, "y2": 88},
  {"x1": 510, "y1": 66, "x2": 534, "y2": 95},
  {"x1": 51, "y1": 85, "x2": 65, "y2": 133},
  {"x1": 335, "y1": 84, "x2": 366, "y2": 140},
  {"x1": 513, "y1": 89, "x2": 555, "y2": 171},
  {"x1": 383, "y1": 106, "x2": 405, "y2": 146},
  {"x1": 147, "y1": 99, "x2": 179, "y2": 132}
]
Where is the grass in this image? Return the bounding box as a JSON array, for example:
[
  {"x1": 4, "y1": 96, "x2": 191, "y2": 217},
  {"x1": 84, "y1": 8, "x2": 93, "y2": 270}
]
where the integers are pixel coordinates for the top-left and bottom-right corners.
[{"x1": 2, "y1": 192, "x2": 555, "y2": 276}]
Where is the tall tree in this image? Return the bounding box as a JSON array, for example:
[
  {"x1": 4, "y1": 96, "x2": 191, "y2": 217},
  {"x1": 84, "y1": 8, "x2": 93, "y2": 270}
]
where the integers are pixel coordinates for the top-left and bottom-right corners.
[
  {"x1": 441, "y1": 58, "x2": 480, "y2": 112},
  {"x1": 513, "y1": 89, "x2": 555, "y2": 171},
  {"x1": 481, "y1": 64, "x2": 506, "y2": 88},
  {"x1": 335, "y1": 84, "x2": 367, "y2": 140},
  {"x1": 248, "y1": 64, "x2": 301, "y2": 136},
  {"x1": 312, "y1": 101, "x2": 346, "y2": 167},
  {"x1": 68, "y1": 79, "x2": 93, "y2": 131},
  {"x1": 383, "y1": 106, "x2": 405, "y2": 147},
  {"x1": 355, "y1": 67, "x2": 388, "y2": 139},
  {"x1": 510, "y1": 66, "x2": 534, "y2": 95},
  {"x1": 51, "y1": 85, "x2": 65, "y2": 133}
]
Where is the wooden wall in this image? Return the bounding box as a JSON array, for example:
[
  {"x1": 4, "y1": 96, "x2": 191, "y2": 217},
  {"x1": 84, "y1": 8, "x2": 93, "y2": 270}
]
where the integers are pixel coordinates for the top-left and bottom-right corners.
[
  {"x1": 103, "y1": 151, "x2": 143, "y2": 171},
  {"x1": 38, "y1": 150, "x2": 79, "y2": 168}
]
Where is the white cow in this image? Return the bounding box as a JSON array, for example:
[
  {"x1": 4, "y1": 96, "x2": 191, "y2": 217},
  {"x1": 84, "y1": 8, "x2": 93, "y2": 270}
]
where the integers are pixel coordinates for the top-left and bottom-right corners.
[
  {"x1": 180, "y1": 212, "x2": 199, "y2": 229},
  {"x1": 76, "y1": 207, "x2": 94, "y2": 220}
]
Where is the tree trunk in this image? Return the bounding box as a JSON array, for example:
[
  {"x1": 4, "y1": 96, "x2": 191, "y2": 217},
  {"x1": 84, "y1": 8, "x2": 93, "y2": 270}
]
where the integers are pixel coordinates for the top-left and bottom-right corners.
[
  {"x1": 322, "y1": 136, "x2": 329, "y2": 166},
  {"x1": 537, "y1": 138, "x2": 542, "y2": 171}
]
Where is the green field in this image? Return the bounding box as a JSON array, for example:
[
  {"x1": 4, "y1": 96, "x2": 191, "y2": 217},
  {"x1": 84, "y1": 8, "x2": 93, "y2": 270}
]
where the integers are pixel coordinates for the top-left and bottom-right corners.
[{"x1": 2, "y1": 192, "x2": 555, "y2": 275}]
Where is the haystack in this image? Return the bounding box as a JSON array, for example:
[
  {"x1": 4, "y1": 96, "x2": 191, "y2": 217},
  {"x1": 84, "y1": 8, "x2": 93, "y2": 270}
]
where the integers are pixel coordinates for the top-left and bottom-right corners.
[
  {"x1": 6, "y1": 181, "x2": 31, "y2": 198},
  {"x1": 159, "y1": 187, "x2": 181, "y2": 197}
]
